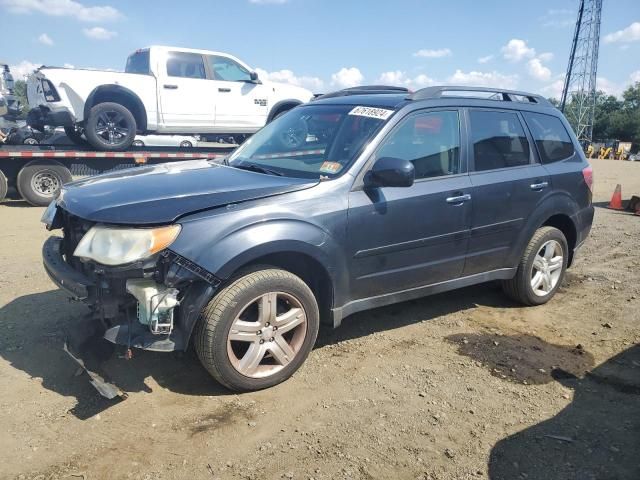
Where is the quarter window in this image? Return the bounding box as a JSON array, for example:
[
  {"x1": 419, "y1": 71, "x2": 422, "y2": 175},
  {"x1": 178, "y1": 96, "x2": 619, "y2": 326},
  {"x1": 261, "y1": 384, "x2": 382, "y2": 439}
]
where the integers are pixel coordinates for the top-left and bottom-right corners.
[
  {"x1": 375, "y1": 111, "x2": 461, "y2": 179},
  {"x1": 469, "y1": 110, "x2": 530, "y2": 171},
  {"x1": 523, "y1": 112, "x2": 575, "y2": 163},
  {"x1": 166, "y1": 52, "x2": 206, "y2": 79},
  {"x1": 209, "y1": 56, "x2": 252, "y2": 82}
]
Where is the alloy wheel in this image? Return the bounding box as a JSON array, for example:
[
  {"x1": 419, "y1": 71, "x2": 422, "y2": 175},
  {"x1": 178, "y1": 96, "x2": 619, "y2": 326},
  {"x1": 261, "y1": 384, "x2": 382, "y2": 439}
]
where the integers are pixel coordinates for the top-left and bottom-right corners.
[
  {"x1": 530, "y1": 240, "x2": 563, "y2": 296},
  {"x1": 95, "y1": 110, "x2": 131, "y2": 145},
  {"x1": 227, "y1": 292, "x2": 307, "y2": 378}
]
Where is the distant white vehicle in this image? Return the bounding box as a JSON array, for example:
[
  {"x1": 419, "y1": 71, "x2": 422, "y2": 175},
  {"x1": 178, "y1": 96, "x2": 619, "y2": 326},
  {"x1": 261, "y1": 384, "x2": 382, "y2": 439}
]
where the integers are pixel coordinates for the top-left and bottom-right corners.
[
  {"x1": 132, "y1": 134, "x2": 200, "y2": 148},
  {"x1": 26, "y1": 46, "x2": 314, "y2": 151}
]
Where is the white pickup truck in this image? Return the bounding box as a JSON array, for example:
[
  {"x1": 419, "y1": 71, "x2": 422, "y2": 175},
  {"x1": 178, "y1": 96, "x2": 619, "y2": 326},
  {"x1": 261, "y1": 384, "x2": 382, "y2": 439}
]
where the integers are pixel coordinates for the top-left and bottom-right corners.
[{"x1": 26, "y1": 46, "x2": 314, "y2": 151}]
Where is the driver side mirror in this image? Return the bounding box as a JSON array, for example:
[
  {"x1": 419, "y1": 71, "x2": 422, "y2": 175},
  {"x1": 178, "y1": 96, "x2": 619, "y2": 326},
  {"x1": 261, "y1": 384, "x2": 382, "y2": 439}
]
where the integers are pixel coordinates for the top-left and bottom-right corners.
[
  {"x1": 364, "y1": 157, "x2": 415, "y2": 188},
  {"x1": 249, "y1": 71, "x2": 261, "y2": 84}
]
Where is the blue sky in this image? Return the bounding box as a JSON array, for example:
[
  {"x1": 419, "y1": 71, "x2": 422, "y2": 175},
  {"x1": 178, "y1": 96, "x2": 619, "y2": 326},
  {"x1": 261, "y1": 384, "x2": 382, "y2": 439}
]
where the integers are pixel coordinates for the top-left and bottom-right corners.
[{"x1": 2, "y1": 0, "x2": 639, "y2": 98}]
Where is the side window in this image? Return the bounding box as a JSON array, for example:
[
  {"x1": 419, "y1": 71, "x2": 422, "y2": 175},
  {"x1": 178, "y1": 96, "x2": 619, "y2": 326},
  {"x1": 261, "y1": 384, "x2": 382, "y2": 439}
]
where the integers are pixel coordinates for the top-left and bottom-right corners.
[
  {"x1": 166, "y1": 52, "x2": 206, "y2": 79},
  {"x1": 523, "y1": 112, "x2": 575, "y2": 163},
  {"x1": 208, "y1": 56, "x2": 252, "y2": 82},
  {"x1": 375, "y1": 111, "x2": 461, "y2": 180},
  {"x1": 469, "y1": 110, "x2": 530, "y2": 171}
]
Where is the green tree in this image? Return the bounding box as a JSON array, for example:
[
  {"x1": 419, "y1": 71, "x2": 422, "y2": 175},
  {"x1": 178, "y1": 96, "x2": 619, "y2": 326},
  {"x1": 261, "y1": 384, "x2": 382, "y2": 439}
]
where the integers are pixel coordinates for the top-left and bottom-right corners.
[{"x1": 13, "y1": 80, "x2": 29, "y2": 119}]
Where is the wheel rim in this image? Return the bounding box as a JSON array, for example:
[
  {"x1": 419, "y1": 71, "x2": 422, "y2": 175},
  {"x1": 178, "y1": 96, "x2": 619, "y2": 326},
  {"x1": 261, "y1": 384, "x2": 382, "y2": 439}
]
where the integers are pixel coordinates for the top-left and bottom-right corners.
[
  {"x1": 278, "y1": 120, "x2": 307, "y2": 149},
  {"x1": 530, "y1": 240, "x2": 563, "y2": 296},
  {"x1": 180, "y1": 141, "x2": 192, "y2": 148},
  {"x1": 227, "y1": 292, "x2": 307, "y2": 379},
  {"x1": 94, "y1": 110, "x2": 131, "y2": 145},
  {"x1": 30, "y1": 170, "x2": 60, "y2": 197},
  {"x1": 24, "y1": 137, "x2": 38, "y2": 145}
]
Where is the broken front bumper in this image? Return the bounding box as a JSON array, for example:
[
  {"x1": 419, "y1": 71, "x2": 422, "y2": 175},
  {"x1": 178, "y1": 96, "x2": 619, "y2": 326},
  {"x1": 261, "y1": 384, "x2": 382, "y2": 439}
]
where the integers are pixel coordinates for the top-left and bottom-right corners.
[{"x1": 42, "y1": 235, "x2": 218, "y2": 353}]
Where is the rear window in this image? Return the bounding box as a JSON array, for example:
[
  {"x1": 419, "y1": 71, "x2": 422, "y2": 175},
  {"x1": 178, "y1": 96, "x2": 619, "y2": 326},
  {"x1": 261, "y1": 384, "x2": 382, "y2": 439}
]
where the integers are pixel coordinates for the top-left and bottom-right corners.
[
  {"x1": 469, "y1": 110, "x2": 530, "y2": 171},
  {"x1": 523, "y1": 112, "x2": 575, "y2": 163},
  {"x1": 125, "y1": 50, "x2": 150, "y2": 74}
]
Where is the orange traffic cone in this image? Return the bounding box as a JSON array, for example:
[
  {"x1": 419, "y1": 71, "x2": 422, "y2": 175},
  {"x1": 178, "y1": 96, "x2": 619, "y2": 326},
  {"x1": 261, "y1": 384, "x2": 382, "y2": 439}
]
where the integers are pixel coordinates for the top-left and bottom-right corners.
[{"x1": 608, "y1": 184, "x2": 623, "y2": 210}]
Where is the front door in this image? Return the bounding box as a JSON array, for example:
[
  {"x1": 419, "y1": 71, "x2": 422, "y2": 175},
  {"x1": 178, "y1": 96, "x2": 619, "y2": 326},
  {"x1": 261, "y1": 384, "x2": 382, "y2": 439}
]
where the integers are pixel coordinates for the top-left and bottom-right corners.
[
  {"x1": 464, "y1": 108, "x2": 551, "y2": 275},
  {"x1": 347, "y1": 110, "x2": 472, "y2": 300},
  {"x1": 206, "y1": 55, "x2": 269, "y2": 130},
  {"x1": 159, "y1": 51, "x2": 215, "y2": 128}
]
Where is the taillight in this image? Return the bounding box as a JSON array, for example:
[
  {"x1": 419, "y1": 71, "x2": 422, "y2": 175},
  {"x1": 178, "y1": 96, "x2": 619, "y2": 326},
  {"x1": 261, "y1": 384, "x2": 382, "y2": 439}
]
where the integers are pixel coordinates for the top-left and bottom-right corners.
[
  {"x1": 582, "y1": 165, "x2": 593, "y2": 192},
  {"x1": 41, "y1": 79, "x2": 60, "y2": 102}
]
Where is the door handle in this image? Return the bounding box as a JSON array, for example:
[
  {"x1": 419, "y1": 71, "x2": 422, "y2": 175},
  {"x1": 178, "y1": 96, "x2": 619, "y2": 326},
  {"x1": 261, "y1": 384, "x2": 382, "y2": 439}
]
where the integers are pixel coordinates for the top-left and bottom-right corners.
[
  {"x1": 218, "y1": 88, "x2": 231, "y2": 93},
  {"x1": 530, "y1": 181, "x2": 549, "y2": 191},
  {"x1": 446, "y1": 193, "x2": 471, "y2": 204},
  {"x1": 163, "y1": 84, "x2": 178, "y2": 89}
]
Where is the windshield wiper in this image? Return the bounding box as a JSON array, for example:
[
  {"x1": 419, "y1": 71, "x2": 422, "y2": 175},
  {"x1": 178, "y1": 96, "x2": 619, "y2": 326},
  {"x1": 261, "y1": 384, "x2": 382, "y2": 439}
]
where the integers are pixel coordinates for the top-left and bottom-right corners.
[{"x1": 233, "y1": 162, "x2": 284, "y2": 176}]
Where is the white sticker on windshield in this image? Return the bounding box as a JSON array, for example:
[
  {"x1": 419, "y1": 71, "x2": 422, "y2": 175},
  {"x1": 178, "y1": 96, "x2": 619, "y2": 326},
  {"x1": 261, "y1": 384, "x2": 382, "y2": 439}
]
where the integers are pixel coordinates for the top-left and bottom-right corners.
[{"x1": 348, "y1": 106, "x2": 394, "y2": 120}]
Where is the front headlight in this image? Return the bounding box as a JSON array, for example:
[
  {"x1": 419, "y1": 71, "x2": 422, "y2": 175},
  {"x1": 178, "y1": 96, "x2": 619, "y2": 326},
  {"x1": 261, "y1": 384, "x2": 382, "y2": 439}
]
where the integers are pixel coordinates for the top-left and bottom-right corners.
[{"x1": 73, "y1": 225, "x2": 181, "y2": 266}]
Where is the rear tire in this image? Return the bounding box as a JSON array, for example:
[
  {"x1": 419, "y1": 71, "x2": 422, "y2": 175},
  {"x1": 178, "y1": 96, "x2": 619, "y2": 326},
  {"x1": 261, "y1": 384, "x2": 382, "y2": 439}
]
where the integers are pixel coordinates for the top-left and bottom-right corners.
[
  {"x1": 0, "y1": 170, "x2": 8, "y2": 203},
  {"x1": 84, "y1": 102, "x2": 137, "y2": 151},
  {"x1": 502, "y1": 226, "x2": 568, "y2": 306},
  {"x1": 195, "y1": 267, "x2": 319, "y2": 392},
  {"x1": 16, "y1": 160, "x2": 72, "y2": 206}
]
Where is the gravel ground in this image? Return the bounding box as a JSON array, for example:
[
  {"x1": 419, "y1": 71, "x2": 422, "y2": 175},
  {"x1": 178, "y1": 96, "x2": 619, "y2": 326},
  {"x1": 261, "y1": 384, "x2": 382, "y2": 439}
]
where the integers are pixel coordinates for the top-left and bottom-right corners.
[{"x1": 0, "y1": 159, "x2": 638, "y2": 480}]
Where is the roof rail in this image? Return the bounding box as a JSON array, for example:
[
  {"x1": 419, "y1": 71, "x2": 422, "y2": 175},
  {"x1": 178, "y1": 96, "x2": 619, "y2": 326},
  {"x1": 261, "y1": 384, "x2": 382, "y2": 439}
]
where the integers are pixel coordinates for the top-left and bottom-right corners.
[
  {"x1": 314, "y1": 85, "x2": 410, "y2": 100},
  {"x1": 407, "y1": 86, "x2": 552, "y2": 107}
]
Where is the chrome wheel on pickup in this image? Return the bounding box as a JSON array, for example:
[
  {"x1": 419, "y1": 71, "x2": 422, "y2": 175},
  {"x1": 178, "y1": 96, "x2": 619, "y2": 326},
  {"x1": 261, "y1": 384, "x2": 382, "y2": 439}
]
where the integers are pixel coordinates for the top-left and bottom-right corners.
[
  {"x1": 84, "y1": 102, "x2": 137, "y2": 151},
  {"x1": 195, "y1": 268, "x2": 319, "y2": 391}
]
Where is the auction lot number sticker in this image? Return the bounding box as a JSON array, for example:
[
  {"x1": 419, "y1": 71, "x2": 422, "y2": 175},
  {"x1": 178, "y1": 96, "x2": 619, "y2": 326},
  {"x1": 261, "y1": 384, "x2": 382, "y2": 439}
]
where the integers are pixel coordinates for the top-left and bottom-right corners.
[{"x1": 349, "y1": 106, "x2": 394, "y2": 120}]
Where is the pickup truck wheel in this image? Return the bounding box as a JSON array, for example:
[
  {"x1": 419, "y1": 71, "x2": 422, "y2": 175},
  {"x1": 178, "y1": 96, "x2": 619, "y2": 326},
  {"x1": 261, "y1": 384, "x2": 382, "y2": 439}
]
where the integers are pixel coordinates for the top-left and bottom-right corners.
[
  {"x1": 85, "y1": 102, "x2": 137, "y2": 151},
  {"x1": 179, "y1": 140, "x2": 193, "y2": 148},
  {"x1": 502, "y1": 227, "x2": 568, "y2": 306},
  {"x1": 64, "y1": 126, "x2": 86, "y2": 146},
  {"x1": 17, "y1": 160, "x2": 72, "y2": 206},
  {"x1": 195, "y1": 268, "x2": 320, "y2": 392},
  {"x1": 0, "y1": 170, "x2": 8, "y2": 203}
]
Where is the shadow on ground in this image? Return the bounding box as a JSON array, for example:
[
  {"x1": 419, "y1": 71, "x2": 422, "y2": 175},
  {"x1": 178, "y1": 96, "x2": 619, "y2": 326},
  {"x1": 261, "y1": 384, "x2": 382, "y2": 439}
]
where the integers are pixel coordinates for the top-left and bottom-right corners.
[
  {"x1": 0, "y1": 282, "x2": 518, "y2": 420},
  {"x1": 487, "y1": 343, "x2": 640, "y2": 480}
]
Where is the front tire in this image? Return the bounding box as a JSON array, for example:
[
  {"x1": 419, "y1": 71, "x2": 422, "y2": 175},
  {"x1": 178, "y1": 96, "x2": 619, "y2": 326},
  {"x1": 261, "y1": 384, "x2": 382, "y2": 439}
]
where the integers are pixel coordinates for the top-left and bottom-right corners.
[
  {"x1": 17, "y1": 160, "x2": 72, "y2": 206},
  {"x1": 84, "y1": 102, "x2": 137, "y2": 151},
  {"x1": 502, "y1": 226, "x2": 568, "y2": 306},
  {"x1": 195, "y1": 268, "x2": 320, "y2": 392}
]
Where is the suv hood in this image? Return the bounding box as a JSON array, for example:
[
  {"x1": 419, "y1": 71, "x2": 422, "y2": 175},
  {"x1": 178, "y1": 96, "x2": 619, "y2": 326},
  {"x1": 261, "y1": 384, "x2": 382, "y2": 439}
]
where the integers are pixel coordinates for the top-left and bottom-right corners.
[{"x1": 58, "y1": 160, "x2": 318, "y2": 225}]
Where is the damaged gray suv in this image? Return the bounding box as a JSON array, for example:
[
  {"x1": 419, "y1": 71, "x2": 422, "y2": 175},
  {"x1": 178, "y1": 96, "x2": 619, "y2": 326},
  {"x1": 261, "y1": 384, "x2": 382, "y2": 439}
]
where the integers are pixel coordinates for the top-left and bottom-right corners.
[{"x1": 42, "y1": 86, "x2": 594, "y2": 394}]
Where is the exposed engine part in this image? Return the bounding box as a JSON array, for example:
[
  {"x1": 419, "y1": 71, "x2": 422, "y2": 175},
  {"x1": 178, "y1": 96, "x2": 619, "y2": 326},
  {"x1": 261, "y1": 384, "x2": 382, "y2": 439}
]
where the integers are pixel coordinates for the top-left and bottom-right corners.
[{"x1": 126, "y1": 279, "x2": 179, "y2": 335}]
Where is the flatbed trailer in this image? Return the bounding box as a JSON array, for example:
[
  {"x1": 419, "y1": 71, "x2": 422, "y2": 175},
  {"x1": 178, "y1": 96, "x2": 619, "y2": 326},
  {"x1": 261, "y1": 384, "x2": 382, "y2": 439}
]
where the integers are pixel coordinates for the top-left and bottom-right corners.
[{"x1": 0, "y1": 145, "x2": 232, "y2": 206}]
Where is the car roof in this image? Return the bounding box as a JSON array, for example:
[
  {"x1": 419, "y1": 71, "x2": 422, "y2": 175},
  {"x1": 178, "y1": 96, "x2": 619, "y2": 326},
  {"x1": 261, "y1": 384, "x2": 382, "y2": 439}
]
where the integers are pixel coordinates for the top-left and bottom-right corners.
[{"x1": 310, "y1": 93, "x2": 410, "y2": 109}]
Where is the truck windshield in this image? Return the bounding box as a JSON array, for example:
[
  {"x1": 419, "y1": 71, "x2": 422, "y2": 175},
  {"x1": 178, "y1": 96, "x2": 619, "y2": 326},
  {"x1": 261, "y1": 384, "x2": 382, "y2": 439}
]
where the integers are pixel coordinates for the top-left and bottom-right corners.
[
  {"x1": 125, "y1": 50, "x2": 150, "y2": 74},
  {"x1": 227, "y1": 104, "x2": 394, "y2": 179}
]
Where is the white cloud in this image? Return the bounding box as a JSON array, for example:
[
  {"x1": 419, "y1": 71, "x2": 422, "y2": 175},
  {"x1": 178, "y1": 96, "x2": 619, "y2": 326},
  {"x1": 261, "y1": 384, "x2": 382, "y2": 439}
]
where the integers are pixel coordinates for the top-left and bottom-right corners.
[
  {"x1": 37, "y1": 32, "x2": 53, "y2": 45},
  {"x1": 254, "y1": 68, "x2": 323, "y2": 92},
  {"x1": 83, "y1": 26, "x2": 117, "y2": 40},
  {"x1": 541, "y1": 78, "x2": 565, "y2": 99},
  {"x1": 527, "y1": 58, "x2": 552, "y2": 81},
  {"x1": 330, "y1": 67, "x2": 364, "y2": 89},
  {"x1": 448, "y1": 69, "x2": 519, "y2": 89},
  {"x1": 604, "y1": 22, "x2": 640, "y2": 44},
  {"x1": 8, "y1": 60, "x2": 41, "y2": 79},
  {"x1": 541, "y1": 8, "x2": 574, "y2": 28},
  {"x1": 538, "y1": 52, "x2": 554, "y2": 62},
  {"x1": 1, "y1": 0, "x2": 121, "y2": 22},
  {"x1": 631, "y1": 70, "x2": 640, "y2": 83},
  {"x1": 477, "y1": 55, "x2": 494, "y2": 64},
  {"x1": 501, "y1": 39, "x2": 536, "y2": 62},
  {"x1": 63, "y1": 63, "x2": 75, "y2": 68},
  {"x1": 413, "y1": 48, "x2": 452, "y2": 59},
  {"x1": 376, "y1": 70, "x2": 436, "y2": 89},
  {"x1": 597, "y1": 77, "x2": 624, "y2": 97}
]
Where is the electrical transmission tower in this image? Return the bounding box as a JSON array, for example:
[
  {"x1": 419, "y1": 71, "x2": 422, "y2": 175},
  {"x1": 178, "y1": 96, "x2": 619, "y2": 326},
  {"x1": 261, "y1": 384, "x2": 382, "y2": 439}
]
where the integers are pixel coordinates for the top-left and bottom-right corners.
[{"x1": 560, "y1": 0, "x2": 603, "y2": 144}]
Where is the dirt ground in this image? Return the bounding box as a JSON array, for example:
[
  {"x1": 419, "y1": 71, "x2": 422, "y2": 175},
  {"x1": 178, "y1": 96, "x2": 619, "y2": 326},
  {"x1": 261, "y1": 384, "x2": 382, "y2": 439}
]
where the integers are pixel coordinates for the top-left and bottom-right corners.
[{"x1": 0, "y1": 159, "x2": 638, "y2": 480}]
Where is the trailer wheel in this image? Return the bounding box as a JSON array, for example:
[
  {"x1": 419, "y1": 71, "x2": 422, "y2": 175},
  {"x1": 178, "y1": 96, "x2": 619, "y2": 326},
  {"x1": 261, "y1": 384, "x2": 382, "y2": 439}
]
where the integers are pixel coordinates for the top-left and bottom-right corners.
[
  {"x1": 17, "y1": 160, "x2": 72, "y2": 206},
  {"x1": 0, "y1": 170, "x2": 8, "y2": 203},
  {"x1": 84, "y1": 102, "x2": 137, "y2": 151}
]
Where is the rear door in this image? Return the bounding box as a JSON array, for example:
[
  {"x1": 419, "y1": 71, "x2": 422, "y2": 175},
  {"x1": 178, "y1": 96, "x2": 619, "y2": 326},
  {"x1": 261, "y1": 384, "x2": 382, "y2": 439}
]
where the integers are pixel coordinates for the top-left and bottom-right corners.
[
  {"x1": 463, "y1": 108, "x2": 550, "y2": 275},
  {"x1": 159, "y1": 51, "x2": 215, "y2": 128},
  {"x1": 347, "y1": 109, "x2": 472, "y2": 299},
  {"x1": 206, "y1": 55, "x2": 269, "y2": 131}
]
